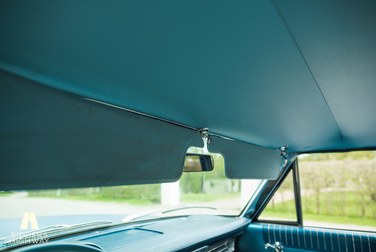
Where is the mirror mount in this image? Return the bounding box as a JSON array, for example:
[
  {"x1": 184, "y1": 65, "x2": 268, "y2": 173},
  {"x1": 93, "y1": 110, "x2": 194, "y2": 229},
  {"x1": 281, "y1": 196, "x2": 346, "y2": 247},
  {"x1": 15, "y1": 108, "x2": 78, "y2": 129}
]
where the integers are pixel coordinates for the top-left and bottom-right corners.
[{"x1": 198, "y1": 127, "x2": 211, "y2": 145}]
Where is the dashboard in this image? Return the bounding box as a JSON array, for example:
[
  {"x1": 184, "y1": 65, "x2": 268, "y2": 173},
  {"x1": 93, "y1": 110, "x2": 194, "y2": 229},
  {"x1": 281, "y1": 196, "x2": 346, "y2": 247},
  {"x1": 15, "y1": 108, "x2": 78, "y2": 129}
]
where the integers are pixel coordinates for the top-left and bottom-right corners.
[{"x1": 9, "y1": 215, "x2": 251, "y2": 252}]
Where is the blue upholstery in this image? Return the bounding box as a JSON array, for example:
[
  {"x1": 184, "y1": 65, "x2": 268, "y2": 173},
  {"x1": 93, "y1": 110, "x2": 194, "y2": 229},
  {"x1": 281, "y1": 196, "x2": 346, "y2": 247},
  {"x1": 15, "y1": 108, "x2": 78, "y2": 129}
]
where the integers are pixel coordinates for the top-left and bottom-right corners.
[
  {"x1": 261, "y1": 224, "x2": 376, "y2": 252},
  {"x1": 1, "y1": 1, "x2": 375, "y2": 153}
]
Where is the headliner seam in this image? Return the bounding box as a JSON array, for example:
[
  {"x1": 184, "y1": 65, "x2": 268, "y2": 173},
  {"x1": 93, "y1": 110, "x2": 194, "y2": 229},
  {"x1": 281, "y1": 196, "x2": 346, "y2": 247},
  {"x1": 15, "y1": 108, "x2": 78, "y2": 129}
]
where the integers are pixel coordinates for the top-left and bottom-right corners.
[
  {"x1": 270, "y1": 0, "x2": 344, "y2": 150},
  {"x1": 0, "y1": 67, "x2": 200, "y2": 132},
  {"x1": 0, "y1": 66, "x2": 277, "y2": 150}
]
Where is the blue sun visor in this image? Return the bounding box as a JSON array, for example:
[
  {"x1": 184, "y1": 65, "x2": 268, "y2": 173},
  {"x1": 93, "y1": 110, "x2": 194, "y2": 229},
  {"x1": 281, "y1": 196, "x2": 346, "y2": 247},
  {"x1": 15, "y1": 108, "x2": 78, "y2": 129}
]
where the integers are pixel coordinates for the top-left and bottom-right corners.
[
  {"x1": 208, "y1": 136, "x2": 282, "y2": 180},
  {"x1": 0, "y1": 72, "x2": 204, "y2": 190}
]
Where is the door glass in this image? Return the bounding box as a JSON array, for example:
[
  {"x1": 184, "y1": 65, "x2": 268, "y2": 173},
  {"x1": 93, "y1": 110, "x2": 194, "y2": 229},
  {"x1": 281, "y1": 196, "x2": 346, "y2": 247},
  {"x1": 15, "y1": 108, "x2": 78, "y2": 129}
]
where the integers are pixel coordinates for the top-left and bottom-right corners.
[{"x1": 299, "y1": 151, "x2": 376, "y2": 231}]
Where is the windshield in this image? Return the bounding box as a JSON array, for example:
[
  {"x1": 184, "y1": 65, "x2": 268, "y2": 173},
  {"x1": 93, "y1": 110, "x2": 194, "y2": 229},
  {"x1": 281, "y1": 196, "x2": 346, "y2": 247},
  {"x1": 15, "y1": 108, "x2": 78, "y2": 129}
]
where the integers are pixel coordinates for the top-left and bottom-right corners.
[{"x1": 0, "y1": 149, "x2": 261, "y2": 240}]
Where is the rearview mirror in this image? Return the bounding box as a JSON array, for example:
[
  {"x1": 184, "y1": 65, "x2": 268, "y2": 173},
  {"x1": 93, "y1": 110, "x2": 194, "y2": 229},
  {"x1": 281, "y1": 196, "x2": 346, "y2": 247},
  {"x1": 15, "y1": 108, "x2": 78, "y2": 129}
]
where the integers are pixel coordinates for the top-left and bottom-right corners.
[{"x1": 183, "y1": 154, "x2": 214, "y2": 172}]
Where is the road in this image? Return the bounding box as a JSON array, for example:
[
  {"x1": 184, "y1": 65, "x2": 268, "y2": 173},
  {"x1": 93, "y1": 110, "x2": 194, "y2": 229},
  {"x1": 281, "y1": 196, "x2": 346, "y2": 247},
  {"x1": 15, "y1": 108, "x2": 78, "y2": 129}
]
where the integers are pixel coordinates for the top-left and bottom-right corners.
[{"x1": 0, "y1": 192, "x2": 157, "y2": 219}]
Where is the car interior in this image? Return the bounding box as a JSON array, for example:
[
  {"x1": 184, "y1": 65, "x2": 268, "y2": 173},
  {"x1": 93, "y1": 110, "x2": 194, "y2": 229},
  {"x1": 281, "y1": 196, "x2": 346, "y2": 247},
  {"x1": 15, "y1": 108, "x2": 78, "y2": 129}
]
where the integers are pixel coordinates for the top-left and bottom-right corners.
[{"x1": 1, "y1": 1, "x2": 376, "y2": 252}]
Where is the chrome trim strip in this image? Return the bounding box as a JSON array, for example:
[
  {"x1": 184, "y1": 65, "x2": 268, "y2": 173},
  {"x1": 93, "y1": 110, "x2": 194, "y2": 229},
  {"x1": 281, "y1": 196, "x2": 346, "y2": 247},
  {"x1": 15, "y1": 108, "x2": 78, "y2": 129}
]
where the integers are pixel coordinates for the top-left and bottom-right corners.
[
  {"x1": 317, "y1": 229, "x2": 320, "y2": 250},
  {"x1": 274, "y1": 225, "x2": 276, "y2": 243},
  {"x1": 323, "y1": 231, "x2": 327, "y2": 250},
  {"x1": 268, "y1": 224, "x2": 271, "y2": 243},
  {"x1": 310, "y1": 229, "x2": 313, "y2": 249},
  {"x1": 345, "y1": 233, "x2": 348, "y2": 252},
  {"x1": 291, "y1": 226, "x2": 294, "y2": 246},
  {"x1": 352, "y1": 233, "x2": 355, "y2": 252},
  {"x1": 297, "y1": 227, "x2": 300, "y2": 247},
  {"x1": 303, "y1": 227, "x2": 306, "y2": 248},
  {"x1": 279, "y1": 225, "x2": 282, "y2": 243},
  {"x1": 285, "y1": 226, "x2": 288, "y2": 245},
  {"x1": 367, "y1": 234, "x2": 371, "y2": 252},
  {"x1": 337, "y1": 232, "x2": 341, "y2": 252},
  {"x1": 242, "y1": 154, "x2": 297, "y2": 219},
  {"x1": 85, "y1": 98, "x2": 198, "y2": 131},
  {"x1": 360, "y1": 234, "x2": 363, "y2": 252},
  {"x1": 330, "y1": 231, "x2": 333, "y2": 251},
  {"x1": 86, "y1": 98, "x2": 264, "y2": 147}
]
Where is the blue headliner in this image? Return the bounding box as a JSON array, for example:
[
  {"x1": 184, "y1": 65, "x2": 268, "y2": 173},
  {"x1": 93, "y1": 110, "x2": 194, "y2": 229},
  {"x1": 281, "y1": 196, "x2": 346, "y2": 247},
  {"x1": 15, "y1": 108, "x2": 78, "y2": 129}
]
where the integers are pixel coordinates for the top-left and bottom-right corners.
[{"x1": 1, "y1": 0, "x2": 375, "y2": 153}]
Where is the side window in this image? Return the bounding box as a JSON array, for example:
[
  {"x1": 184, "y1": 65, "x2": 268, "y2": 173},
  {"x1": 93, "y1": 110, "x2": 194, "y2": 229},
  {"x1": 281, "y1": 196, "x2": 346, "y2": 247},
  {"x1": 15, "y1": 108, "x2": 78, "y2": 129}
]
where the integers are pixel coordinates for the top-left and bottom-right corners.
[
  {"x1": 257, "y1": 169, "x2": 297, "y2": 223},
  {"x1": 299, "y1": 151, "x2": 376, "y2": 231}
]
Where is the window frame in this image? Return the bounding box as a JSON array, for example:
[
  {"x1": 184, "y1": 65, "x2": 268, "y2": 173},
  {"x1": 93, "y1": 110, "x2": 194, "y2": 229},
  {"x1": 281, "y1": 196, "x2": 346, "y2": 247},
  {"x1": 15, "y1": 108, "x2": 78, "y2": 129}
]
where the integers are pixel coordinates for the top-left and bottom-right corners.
[{"x1": 252, "y1": 159, "x2": 303, "y2": 227}]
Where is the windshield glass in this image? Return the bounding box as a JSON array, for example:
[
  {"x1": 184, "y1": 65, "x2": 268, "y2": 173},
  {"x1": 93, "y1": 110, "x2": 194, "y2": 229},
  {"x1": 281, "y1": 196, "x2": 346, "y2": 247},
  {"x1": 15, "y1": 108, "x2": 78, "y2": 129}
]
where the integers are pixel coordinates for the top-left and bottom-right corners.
[{"x1": 0, "y1": 149, "x2": 262, "y2": 240}]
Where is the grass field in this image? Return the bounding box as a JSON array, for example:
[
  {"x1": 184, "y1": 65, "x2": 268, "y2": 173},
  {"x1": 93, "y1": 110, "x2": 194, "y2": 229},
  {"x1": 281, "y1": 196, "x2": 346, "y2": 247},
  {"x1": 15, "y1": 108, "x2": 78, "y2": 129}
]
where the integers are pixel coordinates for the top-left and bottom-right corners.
[
  {"x1": 26, "y1": 189, "x2": 376, "y2": 227},
  {"x1": 28, "y1": 193, "x2": 157, "y2": 206},
  {"x1": 27, "y1": 190, "x2": 241, "y2": 205},
  {"x1": 302, "y1": 191, "x2": 376, "y2": 218},
  {"x1": 262, "y1": 191, "x2": 376, "y2": 227},
  {"x1": 0, "y1": 192, "x2": 13, "y2": 197}
]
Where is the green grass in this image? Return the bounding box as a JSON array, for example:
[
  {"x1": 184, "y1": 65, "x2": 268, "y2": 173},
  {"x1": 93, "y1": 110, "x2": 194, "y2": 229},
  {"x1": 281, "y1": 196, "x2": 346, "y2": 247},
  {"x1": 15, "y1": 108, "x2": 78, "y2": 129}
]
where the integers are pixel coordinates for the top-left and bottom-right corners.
[
  {"x1": 28, "y1": 193, "x2": 157, "y2": 206},
  {"x1": 262, "y1": 210, "x2": 376, "y2": 227},
  {"x1": 0, "y1": 192, "x2": 13, "y2": 196},
  {"x1": 26, "y1": 189, "x2": 376, "y2": 228},
  {"x1": 28, "y1": 191, "x2": 240, "y2": 205},
  {"x1": 301, "y1": 191, "x2": 376, "y2": 218},
  {"x1": 27, "y1": 185, "x2": 161, "y2": 205},
  {"x1": 262, "y1": 191, "x2": 376, "y2": 227}
]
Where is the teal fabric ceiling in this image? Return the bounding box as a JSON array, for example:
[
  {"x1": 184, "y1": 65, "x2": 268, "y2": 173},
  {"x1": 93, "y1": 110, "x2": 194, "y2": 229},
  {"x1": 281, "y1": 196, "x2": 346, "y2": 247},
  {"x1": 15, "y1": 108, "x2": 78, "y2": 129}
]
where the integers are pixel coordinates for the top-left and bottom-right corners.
[
  {"x1": 1, "y1": 0, "x2": 375, "y2": 153},
  {"x1": 276, "y1": 0, "x2": 376, "y2": 150}
]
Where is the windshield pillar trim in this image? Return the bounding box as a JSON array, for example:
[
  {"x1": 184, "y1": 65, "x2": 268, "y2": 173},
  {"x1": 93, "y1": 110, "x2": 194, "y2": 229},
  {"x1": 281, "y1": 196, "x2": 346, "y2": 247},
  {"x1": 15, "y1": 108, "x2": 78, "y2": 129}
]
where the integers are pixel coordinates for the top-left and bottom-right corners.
[{"x1": 240, "y1": 153, "x2": 297, "y2": 220}]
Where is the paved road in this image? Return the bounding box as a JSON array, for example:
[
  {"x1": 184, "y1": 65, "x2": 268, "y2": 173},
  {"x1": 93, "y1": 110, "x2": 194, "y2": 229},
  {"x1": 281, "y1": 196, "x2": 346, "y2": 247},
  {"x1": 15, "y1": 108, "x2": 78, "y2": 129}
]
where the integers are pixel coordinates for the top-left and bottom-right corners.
[
  {"x1": 0, "y1": 193, "x2": 158, "y2": 219},
  {"x1": 0, "y1": 193, "x2": 237, "y2": 219}
]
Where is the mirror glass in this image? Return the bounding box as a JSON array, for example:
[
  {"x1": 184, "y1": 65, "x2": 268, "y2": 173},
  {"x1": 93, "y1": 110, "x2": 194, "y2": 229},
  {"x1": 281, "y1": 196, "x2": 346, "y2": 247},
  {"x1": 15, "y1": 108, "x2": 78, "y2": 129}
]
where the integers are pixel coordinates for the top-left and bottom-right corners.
[{"x1": 183, "y1": 154, "x2": 214, "y2": 172}]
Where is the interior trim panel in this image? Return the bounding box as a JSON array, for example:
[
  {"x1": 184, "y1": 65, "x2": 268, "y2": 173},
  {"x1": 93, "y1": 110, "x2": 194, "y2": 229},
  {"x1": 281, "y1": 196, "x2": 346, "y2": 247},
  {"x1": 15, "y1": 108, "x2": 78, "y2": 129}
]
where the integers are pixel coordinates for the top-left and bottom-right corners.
[{"x1": 239, "y1": 223, "x2": 376, "y2": 252}]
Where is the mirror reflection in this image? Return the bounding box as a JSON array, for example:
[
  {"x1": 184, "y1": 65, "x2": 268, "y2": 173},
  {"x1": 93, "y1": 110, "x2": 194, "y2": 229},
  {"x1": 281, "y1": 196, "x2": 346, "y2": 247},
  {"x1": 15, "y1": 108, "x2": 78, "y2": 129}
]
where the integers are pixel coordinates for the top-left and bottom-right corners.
[{"x1": 183, "y1": 154, "x2": 214, "y2": 172}]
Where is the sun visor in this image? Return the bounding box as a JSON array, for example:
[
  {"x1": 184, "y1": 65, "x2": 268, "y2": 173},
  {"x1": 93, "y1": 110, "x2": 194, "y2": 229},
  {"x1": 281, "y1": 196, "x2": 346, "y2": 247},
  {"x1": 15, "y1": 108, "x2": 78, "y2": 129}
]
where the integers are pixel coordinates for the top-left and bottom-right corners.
[
  {"x1": 207, "y1": 136, "x2": 282, "y2": 179},
  {"x1": 0, "y1": 72, "x2": 204, "y2": 190}
]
